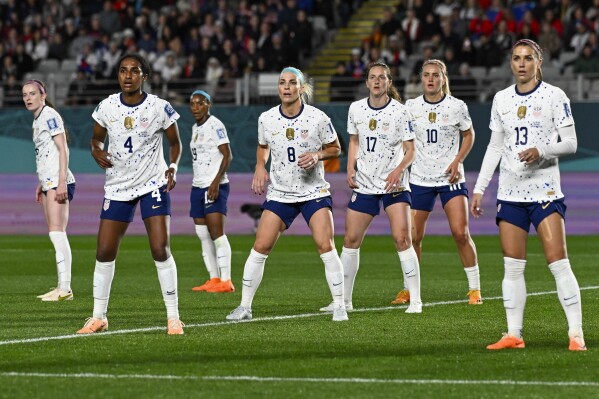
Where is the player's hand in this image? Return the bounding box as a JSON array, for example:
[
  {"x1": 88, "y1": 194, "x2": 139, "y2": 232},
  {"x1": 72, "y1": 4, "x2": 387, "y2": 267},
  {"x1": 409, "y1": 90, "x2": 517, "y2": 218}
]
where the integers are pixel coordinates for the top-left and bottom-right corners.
[
  {"x1": 470, "y1": 193, "x2": 484, "y2": 218},
  {"x1": 55, "y1": 181, "x2": 68, "y2": 203},
  {"x1": 518, "y1": 147, "x2": 540, "y2": 165},
  {"x1": 252, "y1": 166, "x2": 269, "y2": 195},
  {"x1": 384, "y1": 168, "x2": 404, "y2": 193},
  {"x1": 298, "y1": 152, "x2": 319, "y2": 170},
  {"x1": 35, "y1": 184, "x2": 43, "y2": 204},
  {"x1": 207, "y1": 180, "x2": 220, "y2": 202},
  {"x1": 444, "y1": 160, "x2": 462, "y2": 184},
  {"x1": 347, "y1": 170, "x2": 359, "y2": 189},
  {"x1": 164, "y1": 166, "x2": 177, "y2": 192},
  {"x1": 92, "y1": 149, "x2": 113, "y2": 169}
]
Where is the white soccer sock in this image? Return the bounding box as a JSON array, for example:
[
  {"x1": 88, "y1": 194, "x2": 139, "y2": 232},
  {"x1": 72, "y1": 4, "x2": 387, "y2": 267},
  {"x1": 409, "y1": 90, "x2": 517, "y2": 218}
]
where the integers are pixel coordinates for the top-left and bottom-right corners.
[
  {"x1": 195, "y1": 225, "x2": 219, "y2": 279},
  {"x1": 92, "y1": 260, "x2": 115, "y2": 320},
  {"x1": 214, "y1": 235, "x2": 232, "y2": 281},
  {"x1": 549, "y1": 258, "x2": 584, "y2": 338},
  {"x1": 464, "y1": 264, "x2": 481, "y2": 290},
  {"x1": 240, "y1": 249, "x2": 268, "y2": 308},
  {"x1": 398, "y1": 247, "x2": 421, "y2": 304},
  {"x1": 155, "y1": 256, "x2": 179, "y2": 320},
  {"x1": 321, "y1": 249, "x2": 344, "y2": 306},
  {"x1": 503, "y1": 257, "x2": 527, "y2": 339},
  {"x1": 340, "y1": 246, "x2": 359, "y2": 304},
  {"x1": 49, "y1": 231, "x2": 72, "y2": 292}
]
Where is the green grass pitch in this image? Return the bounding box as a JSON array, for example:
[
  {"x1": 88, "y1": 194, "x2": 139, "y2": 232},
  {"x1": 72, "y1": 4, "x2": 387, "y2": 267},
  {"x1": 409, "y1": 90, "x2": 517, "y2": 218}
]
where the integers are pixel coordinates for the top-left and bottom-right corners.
[{"x1": 0, "y1": 234, "x2": 597, "y2": 398}]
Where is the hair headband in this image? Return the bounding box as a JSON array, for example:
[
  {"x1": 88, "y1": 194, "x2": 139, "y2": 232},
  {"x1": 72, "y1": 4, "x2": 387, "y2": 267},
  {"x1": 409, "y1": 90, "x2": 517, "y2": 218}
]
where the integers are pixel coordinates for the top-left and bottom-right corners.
[
  {"x1": 280, "y1": 67, "x2": 305, "y2": 84},
  {"x1": 23, "y1": 80, "x2": 46, "y2": 94},
  {"x1": 512, "y1": 39, "x2": 543, "y2": 60},
  {"x1": 190, "y1": 89, "x2": 211, "y2": 102}
]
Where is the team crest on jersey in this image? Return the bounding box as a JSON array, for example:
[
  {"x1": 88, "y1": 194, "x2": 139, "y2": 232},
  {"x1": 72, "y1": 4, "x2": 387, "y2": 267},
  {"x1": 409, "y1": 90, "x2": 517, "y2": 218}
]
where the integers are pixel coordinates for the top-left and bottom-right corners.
[
  {"x1": 441, "y1": 114, "x2": 449, "y2": 123},
  {"x1": 351, "y1": 192, "x2": 357, "y2": 202},
  {"x1": 140, "y1": 116, "x2": 149, "y2": 128},
  {"x1": 563, "y1": 103, "x2": 571, "y2": 118},
  {"x1": 382, "y1": 122, "x2": 390, "y2": 131},
  {"x1": 301, "y1": 129, "x2": 309, "y2": 139},
  {"x1": 124, "y1": 116, "x2": 134, "y2": 129},
  {"x1": 428, "y1": 112, "x2": 436, "y2": 123},
  {"x1": 533, "y1": 106, "x2": 542, "y2": 118},
  {"x1": 217, "y1": 128, "x2": 226, "y2": 139},
  {"x1": 286, "y1": 128, "x2": 295, "y2": 140},
  {"x1": 517, "y1": 106, "x2": 527, "y2": 119},
  {"x1": 103, "y1": 199, "x2": 110, "y2": 211},
  {"x1": 369, "y1": 119, "x2": 377, "y2": 130},
  {"x1": 47, "y1": 118, "x2": 58, "y2": 130}
]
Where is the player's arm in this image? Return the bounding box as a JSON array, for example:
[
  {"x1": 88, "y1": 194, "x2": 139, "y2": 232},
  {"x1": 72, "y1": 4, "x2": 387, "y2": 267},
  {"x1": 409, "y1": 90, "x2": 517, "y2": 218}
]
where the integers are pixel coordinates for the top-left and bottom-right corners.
[
  {"x1": 298, "y1": 136, "x2": 341, "y2": 170},
  {"x1": 52, "y1": 132, "x2": 69, "y2": 203},
  {"x1": 385, "y1": 139, "x2": 415, "y2": 192},
  {"x1": 252, "y1": 144, "x2": 270, "y2": 195},
  {"x1": 445, "y1": 127, "x2": 474, "y2": 183},
  {"x1": 471, "y1": 128, "x2": 504, "y2": 217},
  {"x1": 346, "y1": 134, "x2": 359, "y2": 189},
  {"x1": 90, "y1": 122, "x2": 112, "y2": 169},
  {"x1": 164, "y1": 121, "x2": 182, "y2": 192},
  {"x1": 207, "y1": 143, "x2": 232, "y2": 201}
]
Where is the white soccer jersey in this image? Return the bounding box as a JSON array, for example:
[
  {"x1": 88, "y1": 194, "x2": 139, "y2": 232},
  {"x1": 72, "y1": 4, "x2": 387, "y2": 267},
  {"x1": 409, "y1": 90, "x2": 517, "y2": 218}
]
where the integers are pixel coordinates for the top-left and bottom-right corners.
[
  {"x1": 92, "y1": 93, "x2": 180, "y2": 201},
  {"x1": 347, "y1": 98, "x2": 415, "y2": 194},
  {"x1": 406, "y1": 94, "x2": 472, "y2": 186},
  {"x1": 190, "y1": 115, "x2": 230, "y2": 188},
  {"x1": 258, "y1": 103, "x2": 337, "y2": 202},
  {"x1": 32, "y1": 106, "x2": 75, "y2": 191},
  {"x1": 488, "y1": 82, "x2": 574, "y2": 202}
]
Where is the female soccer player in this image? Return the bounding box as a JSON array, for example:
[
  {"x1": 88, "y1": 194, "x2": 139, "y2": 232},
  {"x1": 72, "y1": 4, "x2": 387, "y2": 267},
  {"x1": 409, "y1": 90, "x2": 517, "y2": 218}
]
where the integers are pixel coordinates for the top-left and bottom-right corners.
[
  {"x1": 471, "y1": 39, "x2": 586, "y2": 351},
  {"x1": 319, "y1": 62, "x2": 422, "y2": 313},
  {"x1": 188, "y1": 89, "x2": 234, "y2": 293},
  {"x1": 77, "y1": 53, "x2": 184, "y2": 335},
  {"x1": 226, "y1": 67, "x2": 348, "y2": 322},
  {"x1": 24, "y1": 79, "x2": 76, "y2": 301},
  {"x1": 392, "y1": 59, "x2": 482, "y2": 306}
]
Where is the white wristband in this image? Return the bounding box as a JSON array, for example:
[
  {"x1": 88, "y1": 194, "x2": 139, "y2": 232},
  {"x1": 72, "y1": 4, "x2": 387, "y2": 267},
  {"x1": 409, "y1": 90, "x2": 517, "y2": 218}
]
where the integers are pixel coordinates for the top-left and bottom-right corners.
[{"x1": 169, "y1": 163, "x2": 178, "y2": 173}]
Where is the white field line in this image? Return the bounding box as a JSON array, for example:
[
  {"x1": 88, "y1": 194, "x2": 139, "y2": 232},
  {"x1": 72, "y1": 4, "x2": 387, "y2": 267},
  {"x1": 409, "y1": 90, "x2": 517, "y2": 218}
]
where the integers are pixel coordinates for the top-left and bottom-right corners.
[
  {"x1": 1, "y1": 285, "x2": 598, "y2": 347},
  {"x1": 0, "y1": 372, "x2": 598, "y2": 388}
]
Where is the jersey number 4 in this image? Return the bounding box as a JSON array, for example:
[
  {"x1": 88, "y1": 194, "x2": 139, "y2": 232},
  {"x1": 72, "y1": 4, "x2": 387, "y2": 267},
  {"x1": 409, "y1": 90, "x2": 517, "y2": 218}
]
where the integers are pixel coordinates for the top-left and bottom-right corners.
[{"x1": 124, "y1": 136, "x2": 133, "y2": 153}]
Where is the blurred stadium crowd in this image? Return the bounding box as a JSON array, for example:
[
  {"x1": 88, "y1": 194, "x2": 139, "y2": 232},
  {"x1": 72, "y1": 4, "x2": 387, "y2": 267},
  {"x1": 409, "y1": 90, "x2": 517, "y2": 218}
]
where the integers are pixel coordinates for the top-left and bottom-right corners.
[{"x1": 2, "y1": 0, "x2": 599, "y2": 106}]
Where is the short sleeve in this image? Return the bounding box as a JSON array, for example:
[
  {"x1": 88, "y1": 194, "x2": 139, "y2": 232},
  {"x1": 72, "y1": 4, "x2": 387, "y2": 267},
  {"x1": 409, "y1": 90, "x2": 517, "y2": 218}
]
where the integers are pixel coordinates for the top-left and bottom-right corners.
[
  {"x1": 92, "y1": 100, "x2": 107, "y2": 128},
  {"x1": 551, "y1": 88, "x2": 575, "y2": 128},
  {"x1": 402, "y1": 108, "x2": 416, "y2": 141},
  {"x1": 347, "y1": 103, "x2": 358, "y2": 136},
  {"x1": 214, "y1": 119, "x2": 230, "y2": 145},
  {"x1": 319, "y1": 114, "x2": 338, "y2": 144},
  {"x1": 457, "y1": 100, "x2": 473, "y2": 131},
  {"x1": 488, "y1": 94, "x2": 503, "y2": 132},
  {"x1": 258, "y1": 115, "x2": 267, "y2": 145},
  {"x1": 161, "y1": 100, "x2": 180, "y2": 129}
]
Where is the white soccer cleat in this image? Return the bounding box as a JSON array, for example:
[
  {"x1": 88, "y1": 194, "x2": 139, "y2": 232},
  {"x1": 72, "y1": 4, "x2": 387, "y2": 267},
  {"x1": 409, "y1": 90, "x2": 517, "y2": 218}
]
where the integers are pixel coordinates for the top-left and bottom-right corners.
[
  {"x1": 226, "y1": 306, "x2": 252, "y2": 321},
  {"x1": 405, "y1": 302, "x2": 422, "y2": 314},
  {"x1": 332, "y1": 304, "x2": 349, "y2": 321},
  {"x1": 37, "y1": 287, "x2": 58, "y2": 299},
  {"x1": 319, "y1": 301, "x2": 353, "y2": 312},
  {"x1": 41, "y1": 289, "x2": 73, "y2": 301}
]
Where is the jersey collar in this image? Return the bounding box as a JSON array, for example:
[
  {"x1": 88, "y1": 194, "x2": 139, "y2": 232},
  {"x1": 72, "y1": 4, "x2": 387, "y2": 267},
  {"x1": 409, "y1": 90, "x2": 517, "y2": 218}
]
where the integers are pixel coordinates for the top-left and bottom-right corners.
[
  {"x1": 119, "y1": 91, "x2": 148, "y2": 107},
  {"x1": 367, "y1": 97, "x2": 391, "y2": 110},
  {"x1": 278, "y1": 103, "x2": 304, "y2": 119},
  {"x1": 515, "y1": 80, "x2": 542, "y2": 96},
  {"x1": 423, "y1": 93, "x2": 446, "y2": 104}
]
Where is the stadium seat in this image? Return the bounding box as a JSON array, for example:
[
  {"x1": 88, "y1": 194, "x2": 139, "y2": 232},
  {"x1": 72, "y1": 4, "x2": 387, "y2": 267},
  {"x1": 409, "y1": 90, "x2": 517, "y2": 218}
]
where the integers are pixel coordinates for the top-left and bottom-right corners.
[
  {"x1": 257, "y1": 73, "x2": 280, "y2": 97},
  {"x1": 61, "y1": 59, "x2": 78, "y2": 73},
  {"x1": 37, "y1": 59, "x2": 60, "y2": 73}
]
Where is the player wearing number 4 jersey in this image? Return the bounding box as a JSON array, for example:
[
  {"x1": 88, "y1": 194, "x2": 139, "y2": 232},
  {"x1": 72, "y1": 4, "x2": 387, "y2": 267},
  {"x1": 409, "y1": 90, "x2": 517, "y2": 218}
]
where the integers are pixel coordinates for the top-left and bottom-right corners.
[
  {"x1": 319, "y1": 62, "x2": 422, "y2": 314},
  {"x1": 393, "y1": 59, "x2": 482, "y2": 307},
  {"x1": 227, "y1": 67, "x2": 347, "y2": 322},
  {"x1": 471, "y1": 39, "x2": 586, "y2": 351},
  {"x1": 77, "y1": 53, "x2": 184, "y2": 335}
]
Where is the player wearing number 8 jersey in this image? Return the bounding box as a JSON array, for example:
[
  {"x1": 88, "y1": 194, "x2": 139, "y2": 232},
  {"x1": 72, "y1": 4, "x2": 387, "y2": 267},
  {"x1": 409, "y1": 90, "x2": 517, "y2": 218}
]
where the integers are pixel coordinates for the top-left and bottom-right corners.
[
  {"x1": 77, "y1": 53, "x2": 184, "y2": 335},
  {"x1": 393, "y1": 59, "x2": 482, "y2": 307},
  {"x1": 471, "y1": 39, "x2": 586, "y2": 351},
  {"x1": 227, "y1": 67, "x2": 348, "y2": 322}
]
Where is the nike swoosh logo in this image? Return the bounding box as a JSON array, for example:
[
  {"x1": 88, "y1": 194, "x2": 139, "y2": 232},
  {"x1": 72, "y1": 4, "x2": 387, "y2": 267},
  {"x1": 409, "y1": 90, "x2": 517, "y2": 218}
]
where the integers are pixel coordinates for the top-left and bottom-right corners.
[
  {"x1": 272, "y1": 131, "x2": 281, "y2": 135},
  {"x1": 109, "y1": 119, "x2": 118, "y2": 123},
  {"x1": 217, "y1": 256, "x2": 226, "y2": 259},
  {"x1": 333, "y1": 282, "x2": 342, "y2": 286},
  {"x1": 413, "y1": 115, "x2": 422, "y2": 119},
  {"x1": 205, "y1": 204, "x2": 213, "y2": 208},
  {"x1": 152, "y1": 205, "x2": 162, "y2": 209},
  {"x1": 563, "y1": 295, "x2": 577, "y2": 301},
  {"x1": 501, "y1": 110, "x2": 510, "y2": 115},
  {"x1": 542, "y1": 203, "x2": 550, "y2": 209},
  {"x1": 405, "y1": 269, "x2": 415, "y2": 275},
  {"x1": 166, "y1": 290, "x2": 176, "y2": 295},
  {"x1": 315, "y1": 199, "x2": 323, "y2": 203}
]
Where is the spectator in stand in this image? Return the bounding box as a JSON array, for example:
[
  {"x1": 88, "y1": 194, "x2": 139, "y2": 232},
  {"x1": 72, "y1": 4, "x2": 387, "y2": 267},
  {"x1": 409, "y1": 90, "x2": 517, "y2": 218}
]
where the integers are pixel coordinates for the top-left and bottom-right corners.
[
  {"x1": 293, "y1": 9, "x2": 313, "y2": 61},
  {"x1": 67, "y1": 69, "x2": 94, "y2": 106},
  {"x1": 420, "y1": 12, "x2": 441, "y2": 42},
  {"x1": 347, "y1": 48, "x2": 366, "y2": 80},
  {"x1": 13, "y1": 43, "x2": 34, "y2": 79},
  {"x1": 387, "y1": 34, "x2": 407, "y2": 67},
  {"x1": 475, "y1": 34, "x2": 503, "y2": 69},
  {"x1": 442, "y1": 47, "x2": 460, "y2": 77},
  {"x1": 2, "y1": 74, "x2": 23, "y2": 107},
  {"x1": 76, "y1": 42, "x2": 100, "y2": 77},
  {"x1": 451, "y1": 62, "x2": 478, "y2": 102},
  {"x1": 1, "y1": 56, "x2": 18, "y2": 82},
  {"x1": 460, "y1": 0, "x2": 479, "y2": 21},
  {"x1": 25, "y1": 29, "x2": 49, "y2": 66},
  {"x1": 100, "y1": 41, "x2": 123, "y2": 79},
  {"x1": 402, "y1": 9, "x2": 421, "y2": 44},
  {"x1": 440, "y1": 21, "x2": 463, "y2": 58},
  {"x1": 570, "y1": 22, "x2": 591, "y2": 55},
  {"x1": 98, "y1": 0, "x2": 121, "y2": 36},
  {"x1": 517, "y1": 23, "x2": 537, "y2": 42},
  {"x1": 565, "y1": 7, "x2": 590, "y2": 48},
  {"x1": 518, "y1": 10, "x2": 540, "y2": 38},
  {"x1": 205, "y1": 57, "x2": 223, "y2": 94},
  {"x1": 435, "y1": 0, "x2": 459, "y2": 19},
  {"x1": 494, "y1": 19, "x2": 516, "y2": 61},
  {"x1": 573, "y1": 43, "x2": 599, "y2": 74},
  {"x1": 486, "y1": 0, "x2": 504, "y2": 25},
  {"x1": 380, "y1": 7, "x2": 400, "y2": 37},
  {"x1": 544, "y1": 9, "x2": 564, "y2": 38},
  {"x1": 182, "y1": 53, "x2": 202, "y2": 79},
  {"x1": 47, "y1": 32, "x2": 69, "y2": 62},
  {"x1": 161, "y1": 52, "x2": 182, "y2": 82},
  {"x1": 329, "y1": 61, "x2": 355, "y2": 102},
  {"x1": 200, "y1": 12, "x2": 216, "y2": 38},
  {"x1": 256, "y1": 21, "x2": 273, "y2": 54},
  {"x1": 538, "y1": 20, "x2": 562, "y2": 63},
  {"x1": 265, "y1": 33, "x2": 289, "y2": 72},
  {"x1": 404, "y1": 72, "x2": 423, "y2": 100},
  {"x1": 468, "y1": 9, "x2": 493, "y2": 46}
]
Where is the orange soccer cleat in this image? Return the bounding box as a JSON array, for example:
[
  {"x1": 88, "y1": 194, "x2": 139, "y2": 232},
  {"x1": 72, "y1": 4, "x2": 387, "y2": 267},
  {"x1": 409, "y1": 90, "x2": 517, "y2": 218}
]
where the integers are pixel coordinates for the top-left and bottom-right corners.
[
  {"x1": 487, "y1": 334, "x2": 525, "y2": 350},
  {"x1": 167, "y1": 319, "x2": 185, "y2": 335},
  {"x1": 207, "y1": 279, "x2": 235, "y2": 293},
  {"x1": 192, "y1": 277, "x2": 221, "y2": 291},
  {"x1": 77, "y1": 317, "x2": 108, "y2": 334},
  {"x1": 569, "y1": 336, "x2": 587, "y2": 351},
  {"x1": 391, "y1": 289, "x2": 410, "y2": 304},
  {"x1": 467, "y1": 290, "x2": 483, "y2": 305}
]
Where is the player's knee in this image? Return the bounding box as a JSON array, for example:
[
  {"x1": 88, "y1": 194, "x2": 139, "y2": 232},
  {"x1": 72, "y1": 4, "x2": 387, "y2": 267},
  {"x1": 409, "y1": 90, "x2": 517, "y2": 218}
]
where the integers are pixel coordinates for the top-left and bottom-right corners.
[
  {"x1": 393, "y1": 232, "x2": 411, "y2": 251},
  {"x1": 452, "y1": 229, "x2": 470, "y2": 247}
]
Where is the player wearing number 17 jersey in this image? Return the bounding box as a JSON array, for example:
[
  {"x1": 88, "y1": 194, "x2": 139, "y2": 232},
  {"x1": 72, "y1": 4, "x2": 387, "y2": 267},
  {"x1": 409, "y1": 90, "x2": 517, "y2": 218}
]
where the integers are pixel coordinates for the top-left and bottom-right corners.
[
  {"x1": 227, "y1": 67, "x2": 348, "y2": 322},
  {"x1": 318, "y1": 62, "x2": 422, "y2": 314},
  {"x1": 77, "y1": 54, "x2": 184, "y2": 335}
]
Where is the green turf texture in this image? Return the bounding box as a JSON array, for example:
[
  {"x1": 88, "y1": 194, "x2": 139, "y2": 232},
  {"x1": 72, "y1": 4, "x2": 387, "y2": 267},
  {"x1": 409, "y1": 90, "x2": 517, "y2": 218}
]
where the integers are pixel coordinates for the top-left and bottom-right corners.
[{"x1": 0, "y1": 235, "x2": 597, "y2": 398}]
